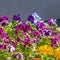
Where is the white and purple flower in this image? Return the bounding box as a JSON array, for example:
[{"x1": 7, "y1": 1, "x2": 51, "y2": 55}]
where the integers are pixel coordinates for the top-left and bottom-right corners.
[
  {"x1": 42, "y1": 28, "x2": 53, "y2": 36},
  {"x1": 13, "y1": 53, "x2": 24, "y2": 60},
  {"x1": 0, "y1": 16, "x2": 9, "y2": 27}
]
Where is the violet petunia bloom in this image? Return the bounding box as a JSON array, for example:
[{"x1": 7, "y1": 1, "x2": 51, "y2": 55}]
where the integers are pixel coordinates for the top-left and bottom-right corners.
[
  {"x1": 42, "y1": 28, "x2": 52, "y2": 36},
  {"x1": 37, "y1": 21, "x2": 45, "y2": 29},
  {"x1": 13, "y1": 14, "x2": 21, "y2": 21},
  {"x1": 27, "y1": 15, "x2": 34, "y2": 23},
  {"x1": 13, "y1": 53, "x2": 24, "y2": 60}
]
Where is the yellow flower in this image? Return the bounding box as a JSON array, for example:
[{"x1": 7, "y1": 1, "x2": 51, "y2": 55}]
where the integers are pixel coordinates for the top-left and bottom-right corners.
[
  {"x1": 54, "y1": 48, "x2": 60, "y2": 60},
  {"x1": 38, "y1": 45, "x2": 54, "y2": 56},
  {"x1": 34, "y1": 57, "x2": 41, "y2": 60}
]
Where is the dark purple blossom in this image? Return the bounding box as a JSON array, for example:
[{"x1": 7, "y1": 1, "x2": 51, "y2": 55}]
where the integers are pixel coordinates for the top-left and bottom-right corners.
[
  {"x1": 27, "y1": 15, "x2": 34, "y2": 23},
  {"x1": 13, "y1": 14, "x2": 21, "y2": 21}
]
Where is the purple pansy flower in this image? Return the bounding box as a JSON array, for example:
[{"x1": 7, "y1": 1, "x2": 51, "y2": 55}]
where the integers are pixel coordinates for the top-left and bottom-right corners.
[
  {"x1": 13, "y1": 53, "x2": 24, "y2": 60},
  {"x1": 13, "y1": 14, "x2": 21, "y2": 21},
  {"x1": 50, "y1": 37, "x2": 59, "y2": 47},
  {"x1": 42, "y1": 28, "x2": 52, "y2": 36},
  {"x1": 0, "y1": 16, "x2": 9, "y2": 27},
  {"x1": 27, "y1": 15, "x2": 34, "y2": 23}
]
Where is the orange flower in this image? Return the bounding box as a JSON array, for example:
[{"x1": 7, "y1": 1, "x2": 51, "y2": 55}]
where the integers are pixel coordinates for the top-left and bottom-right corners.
[
  {"x1": 34, "y1": 57, "x2": 41, "y2": 60},
  {"x1": 54, "y1": 48, "x2": 60, "y2": 60}
]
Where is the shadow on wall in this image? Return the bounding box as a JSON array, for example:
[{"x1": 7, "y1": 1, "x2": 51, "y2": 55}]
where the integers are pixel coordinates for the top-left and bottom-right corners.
[{"x1": 56, "y1": 19, "x2": 60, "y2": 27}]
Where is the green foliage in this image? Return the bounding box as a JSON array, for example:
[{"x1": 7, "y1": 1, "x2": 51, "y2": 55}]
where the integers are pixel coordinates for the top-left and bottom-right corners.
[{"x1": 0, "y1": 50, "x2": 8, "y2": 60}]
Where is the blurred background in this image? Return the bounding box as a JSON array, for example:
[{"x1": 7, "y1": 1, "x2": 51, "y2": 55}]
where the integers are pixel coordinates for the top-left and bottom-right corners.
[{"x1": 0, "y1": 0, "x2": 60, "y2": 26}]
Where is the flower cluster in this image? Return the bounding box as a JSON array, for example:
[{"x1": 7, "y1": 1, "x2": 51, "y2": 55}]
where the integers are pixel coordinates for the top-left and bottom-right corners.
[{"x1": 0, "y1": 13, "x2": 60, "y2": 60}]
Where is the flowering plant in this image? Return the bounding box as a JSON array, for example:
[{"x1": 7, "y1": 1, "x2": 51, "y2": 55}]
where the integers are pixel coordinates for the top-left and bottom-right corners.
[{"x1": 0, "y1": 13, "x2": 60, "y2": 60}]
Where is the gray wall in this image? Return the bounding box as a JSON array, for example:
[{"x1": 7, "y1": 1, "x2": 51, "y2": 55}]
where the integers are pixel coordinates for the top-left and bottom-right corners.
[{"x1": 0, "y1": 0, "x2": 60, "y2": 21}]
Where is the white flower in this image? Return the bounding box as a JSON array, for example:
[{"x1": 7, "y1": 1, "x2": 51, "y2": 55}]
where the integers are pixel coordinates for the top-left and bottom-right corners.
[
  {"x1": 32, "y1": 12, "x2": 41, "y2": 23},
  {"x1": 8, "y1": 45, "x2": 15, "y2": 52}
]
